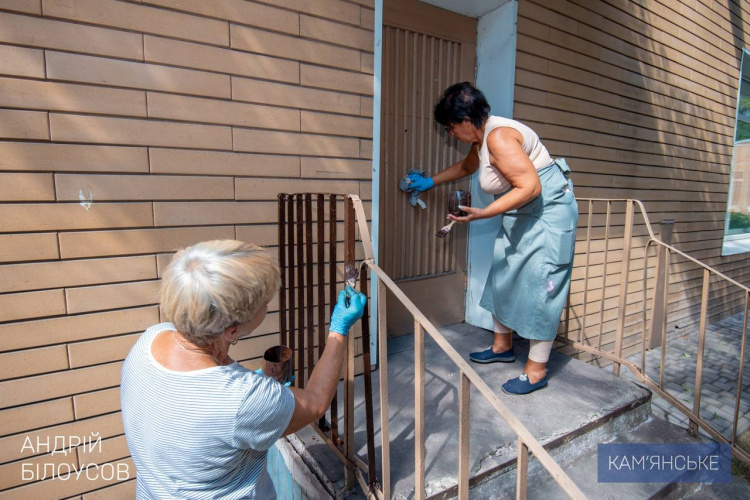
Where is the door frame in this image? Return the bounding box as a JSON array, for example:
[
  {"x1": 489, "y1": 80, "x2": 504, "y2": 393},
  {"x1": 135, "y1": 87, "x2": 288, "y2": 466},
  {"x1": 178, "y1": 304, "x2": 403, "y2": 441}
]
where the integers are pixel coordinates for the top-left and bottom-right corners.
[{"x1": 369, "y1": 0, "x2": 520, "y2": 360}]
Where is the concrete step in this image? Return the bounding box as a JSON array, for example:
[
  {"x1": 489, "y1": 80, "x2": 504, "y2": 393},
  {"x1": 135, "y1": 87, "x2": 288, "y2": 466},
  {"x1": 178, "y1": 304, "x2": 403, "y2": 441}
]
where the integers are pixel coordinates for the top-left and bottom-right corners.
[
  {"x1": 294, "y1": 322, "x2": 653, "y2": 498},
  {"x1": 507, "y1": 414, "x2": 718, "y2": 500}
]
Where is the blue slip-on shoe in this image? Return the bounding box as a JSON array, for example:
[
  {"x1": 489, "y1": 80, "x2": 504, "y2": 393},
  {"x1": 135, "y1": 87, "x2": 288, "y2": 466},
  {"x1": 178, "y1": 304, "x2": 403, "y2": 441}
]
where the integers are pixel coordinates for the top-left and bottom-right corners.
[
  {"x1": 501, "y1": 373, "x2": 548, "y2": 395},
  {"x1": 469, "y1": 346, "x2": 515, "y2": 364}
]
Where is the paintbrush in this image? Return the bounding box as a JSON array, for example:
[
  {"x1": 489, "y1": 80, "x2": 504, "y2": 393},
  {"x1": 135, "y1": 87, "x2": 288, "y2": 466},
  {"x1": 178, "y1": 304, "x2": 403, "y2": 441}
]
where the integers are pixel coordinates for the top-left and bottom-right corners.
[{"x1": 435, "y1": 219, "x2": 456, "y2": 238}]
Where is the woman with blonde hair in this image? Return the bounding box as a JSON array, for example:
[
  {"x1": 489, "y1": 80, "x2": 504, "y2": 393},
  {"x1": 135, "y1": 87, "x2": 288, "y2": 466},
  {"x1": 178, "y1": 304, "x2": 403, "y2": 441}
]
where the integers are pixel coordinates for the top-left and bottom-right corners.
[{"x1": 121, "y1": 240, "x2": 365, "y2": 499}]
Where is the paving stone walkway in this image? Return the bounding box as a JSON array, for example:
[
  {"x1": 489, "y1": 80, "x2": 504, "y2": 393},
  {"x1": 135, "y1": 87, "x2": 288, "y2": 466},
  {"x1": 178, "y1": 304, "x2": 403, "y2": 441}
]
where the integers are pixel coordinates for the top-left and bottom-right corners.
[{"x1": 623, "y1": 312, "x2": 750, "y2": 440}]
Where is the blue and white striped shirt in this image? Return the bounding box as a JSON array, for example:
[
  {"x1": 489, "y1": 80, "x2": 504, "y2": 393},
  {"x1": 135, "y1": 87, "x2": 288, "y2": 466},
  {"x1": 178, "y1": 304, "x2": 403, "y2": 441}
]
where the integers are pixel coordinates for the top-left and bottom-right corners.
[{"x1": 121, "y1": 323, "x2": 295, "y2": 499}]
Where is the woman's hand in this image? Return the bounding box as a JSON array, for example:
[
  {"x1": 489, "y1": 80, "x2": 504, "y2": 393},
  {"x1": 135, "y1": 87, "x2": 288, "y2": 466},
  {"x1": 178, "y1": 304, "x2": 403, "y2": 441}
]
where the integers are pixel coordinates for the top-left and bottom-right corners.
[
  {"x1": 406, "y1": 172, "x2": 434, "y2": 192},
  {"x1": 447, "y1": 205, "x2": 487, "y2": 223},
  {"x1": 329, "y1": 286, "x2": 366, "y2": 335}
]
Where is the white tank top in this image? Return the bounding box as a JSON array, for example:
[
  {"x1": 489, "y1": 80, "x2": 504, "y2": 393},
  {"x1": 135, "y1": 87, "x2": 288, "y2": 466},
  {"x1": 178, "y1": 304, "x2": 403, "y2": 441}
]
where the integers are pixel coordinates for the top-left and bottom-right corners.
[{"x1": 478, "y1": 116, "x2": 553, "y2": 195}]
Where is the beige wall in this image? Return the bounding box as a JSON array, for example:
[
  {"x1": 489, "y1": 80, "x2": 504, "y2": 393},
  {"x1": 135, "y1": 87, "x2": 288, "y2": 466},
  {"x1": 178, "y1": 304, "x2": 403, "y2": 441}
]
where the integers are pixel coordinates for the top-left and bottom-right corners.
[
  {"x1": 515, "y1": 0, "x2": 750, "y2": 359},
  {"x1": 0, "y1": 0, "x2": 374, "y2": 497}
]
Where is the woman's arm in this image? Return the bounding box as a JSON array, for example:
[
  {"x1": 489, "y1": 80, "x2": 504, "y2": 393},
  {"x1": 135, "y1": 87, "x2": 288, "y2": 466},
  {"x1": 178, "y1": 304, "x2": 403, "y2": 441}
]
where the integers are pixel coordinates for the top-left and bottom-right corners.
[
  {"x1": 431, "y1": 144, "x2": 480, "y2": 186},
  {"x1": 282, "y1": 289, "x2": 365, "y2": 436},
  {"x1": 448, "y1": 127, "x2": 541, "y2": 222},
  {"x1": 282, "y1": 332, "x2": 346, "y2": 436}
]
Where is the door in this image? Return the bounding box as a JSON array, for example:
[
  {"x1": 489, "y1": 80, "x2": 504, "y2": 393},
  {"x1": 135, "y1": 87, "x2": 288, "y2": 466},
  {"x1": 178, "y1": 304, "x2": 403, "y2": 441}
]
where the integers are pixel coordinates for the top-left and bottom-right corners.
[{"x1": 381, "y1": 0, "x2": 477, "y2": 337}]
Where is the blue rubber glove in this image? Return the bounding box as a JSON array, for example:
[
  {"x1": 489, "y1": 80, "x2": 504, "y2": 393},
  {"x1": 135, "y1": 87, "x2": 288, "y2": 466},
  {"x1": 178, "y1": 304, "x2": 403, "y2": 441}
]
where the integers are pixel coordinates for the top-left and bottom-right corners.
[
  {"x1": 329, "y1": 286, "x2": 366, "y2": 336},
  {"x1": 406, "y1": 172, "x2": 434, "y2": 192}
]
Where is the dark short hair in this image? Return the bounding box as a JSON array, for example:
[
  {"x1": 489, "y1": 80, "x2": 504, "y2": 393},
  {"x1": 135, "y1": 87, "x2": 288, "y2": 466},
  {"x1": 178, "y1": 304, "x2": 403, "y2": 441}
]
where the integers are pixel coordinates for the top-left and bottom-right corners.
[{"x1": 434, "y1": 82, "x2": 491, "y2": 128}]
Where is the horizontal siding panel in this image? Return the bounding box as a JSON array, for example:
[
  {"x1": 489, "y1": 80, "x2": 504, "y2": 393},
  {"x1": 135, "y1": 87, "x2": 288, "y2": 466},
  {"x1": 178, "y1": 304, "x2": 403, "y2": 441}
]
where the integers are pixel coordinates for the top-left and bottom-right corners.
[
  {"x1": 59, "y1": 226, "x2": 236, "y2": 259},
  {"x1": 301, "y1": 157, "x2": 372, "y2": 179},
  {"x1": 0, "y1": 307, "x2": 159, "y2": 352},
  {"x1": 147, "y1": 92, "x2": 300, "y2": 131},
  {"x1": 46, "y1": 51, "x2": 231, "y2": 99},
  {"x1": 0, "y1": 12, "x2": 143, "y2": 60},
  {"x1": 0, "y1": 412, "x2": 123, "y2": 463},
  {"x1": 0, "y1": 109, "x2": 49, "y2": 140},
  {"x1": 233, "y1": 129, "x2": 360, "y2": 156},
  {"x1": 300, "y1": 15, "x2": 372, "y2": 51},
  {"x1": 301, "y1": 111, "x2": 372, "y2": 138},
  {"x1": 143, "y1": 0, "x2": 299, "y2": 35},
  {"x1": 0, "y1": 173, "x2": 55, "y2": 201},
  {"x1": 144, "y1": 35, "x2": 299, "y2": 83},
  {"x1": 68, "y1": 333, "x2": 140, "y2": 368},
  {"x1": 251, "y1": 0, "x2": 359, "y2": 25},
  {"x1": 50, "y1": 115, "x2": 233, "y2": 150},
  {"x1": 42, "y1": 0, "x2": 229, "y2": 46},
  {"x1": 0, "y1": 203, "x2": 154, "y2": 232},
  {"x1": 65, "y1": 280, "x2": 160, "y2": 314},
  {"x1": 0, "y1": 255, "x2": 157, "y2": 294},
  {"x1": 153, "y1": 201, "x2": 277, "y2": 226},
  {"x1": 0, "y1": 399, "x2": 73, "y2": 438},
  {"x1": 231, "y1": 77, "x2": 361, "y2": 114},
  {"x1": 0, "y1": 78, "x2": 147, "y2": 117},
  {"x1": 230, "y1": 24, "x2": 360, "y2": 71},
  {"x1": 0, "y1": 290, "x2": 67, "y2": 323},
  {"x1": 0, "y1": 0, "x2": 40, "y2": 14},
  {"x1": 73, "y1": 387, "x2": 120, "y2": 419},
  {"x1": 55, "y1": 174, "x2": 235, "y2": 201},
  {"x1": 0, "y1": 346, "x2": 69, "y2": 381},
  {"x1": 66, "y1": 280, "x2": 160, "y2": 314},
  {"x1": 3, "y1": 458, "x2": 134, "y2": 500},
  {"x1": 235, "y1": 178, "x2": 359, "y2": 200},
  {"x1": 0, "y1": 142, "x2": 149, "y2": 173},
  {"x1": 148, "y1": 148, "x2": 301, "y2": 177},
  {"x1": 0, "y1": 233, "x2": 60, "y2": 264},
  {"x1": 0, "y1": 361, "x2": 124, "y2": 409},
  {"x1": 300, "y1": 64, "x2": 373, "y2": 95},
  {"x1": 0, "y1": 45, "x2": 45, "y2": 78}
]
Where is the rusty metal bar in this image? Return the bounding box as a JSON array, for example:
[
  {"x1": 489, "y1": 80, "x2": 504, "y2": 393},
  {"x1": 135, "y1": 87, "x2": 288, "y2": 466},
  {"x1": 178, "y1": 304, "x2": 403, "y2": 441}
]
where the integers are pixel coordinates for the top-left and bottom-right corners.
[
  {"x1": 581, "y1": 200, "x2": 592, "y2": 344},
  {"x1": 287, "y1": 195, "x2": 296, "y2": 381},
  {"x1": 317, "y1": 195, "x2": 327, "y2": 430},
  {"x1": 344, "y1": 196, "x2": 356, "y2": 488},
  {"x1": 296, "y1": 194, "x2": 305, "y2": 388},
  {"x1": 732, "y1": 292, "x2": 750, "y2": 445},
  {"x1": 414, "y1": 318, "x2": 425, "y2": 500},
  {"x1": 690, "y1": 269, "x2": 711, "y2": 437},
  {"x1": 613, "y1": 200, "x2": 634, "y2": 375},
  {"x1": 359, "y1": 266, "x2": 379, "y2": 491},
  {"x1": 278, "y1": 194, "x2": 288, "y2": 347},
  {"x1": 648, "y1": 221, "x2": 674, "y2": 350},
  {"x1": 597, "y1": 201, "x2": 611, "y2": 352},
  {"x1": 517, "y1": 440, "x2": 529, "y2": 500},
  {"x1": 329, "y1": 194, "x2": 339, "y2": 445},
  {"x1": 458, "y1": 371, "x2": 470, "y2": 500},
  {"x1": 305, "y1": 195, "x2": 314, "y2": 385},
  {"x1": 378, "y1": 278, "x2": 391, "y2": 499},
  {"x1": 641, "y1": 240, "x2": 653, "y2": 374},
  {"x1": 659, "y1": 247, "x2": 671, "y2": 391}
]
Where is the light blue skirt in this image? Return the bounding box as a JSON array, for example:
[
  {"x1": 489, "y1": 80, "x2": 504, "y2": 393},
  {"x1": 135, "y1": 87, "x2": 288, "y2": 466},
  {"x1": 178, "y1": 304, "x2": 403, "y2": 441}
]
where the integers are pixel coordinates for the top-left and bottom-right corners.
[{"x1": 479, "y1": 159, "x2": 578, "y2": 341}]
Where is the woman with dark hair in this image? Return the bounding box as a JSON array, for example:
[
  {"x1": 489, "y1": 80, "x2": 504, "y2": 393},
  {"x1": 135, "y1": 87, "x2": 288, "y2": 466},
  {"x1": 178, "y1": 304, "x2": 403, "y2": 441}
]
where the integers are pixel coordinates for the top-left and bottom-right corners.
[{"x1": 406, "y1": 82, "x2": 578, "y2": 395}]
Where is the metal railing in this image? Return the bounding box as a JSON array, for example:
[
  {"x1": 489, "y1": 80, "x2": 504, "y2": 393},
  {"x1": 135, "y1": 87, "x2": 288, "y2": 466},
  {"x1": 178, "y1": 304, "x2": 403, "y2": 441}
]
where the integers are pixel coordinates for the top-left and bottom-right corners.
[
  {"x1": 278, "y1": 193, "x2": 750, "y2": 499},
  {"x1": 278, "y1": 193, "x2": 586, "y2": 499},
  {"x1": 559, "y1": 198, "x2": 750, "y2": 466}
]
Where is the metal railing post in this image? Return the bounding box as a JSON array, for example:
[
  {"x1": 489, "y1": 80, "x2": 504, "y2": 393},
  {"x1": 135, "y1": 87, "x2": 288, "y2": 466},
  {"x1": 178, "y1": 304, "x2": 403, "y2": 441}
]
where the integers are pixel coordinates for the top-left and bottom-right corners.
[
  {"x1": 458, "y1": 372, "x2": 470, "y2": 500},
  {"x1": 378, "y1": 278, "x2": 391, "y2": 499},
  {"x1": 414, "y1": 319, "x2": 425, "y2": 500},
  {"x1": 517, "y1": 440, "x2": 529, "y2": 500},
  {"x1": 647, "y1": 220, "x2": 674, "y2": 349},
  {"x1": 344, "y1": 196, "x2": 356, "y2": 488},
  {"x1": 613, "y1": 200, "x2": 634, "y2": 375},
  {"x1": 690, "y1": 269, "x2": 710, "y2": 437}
]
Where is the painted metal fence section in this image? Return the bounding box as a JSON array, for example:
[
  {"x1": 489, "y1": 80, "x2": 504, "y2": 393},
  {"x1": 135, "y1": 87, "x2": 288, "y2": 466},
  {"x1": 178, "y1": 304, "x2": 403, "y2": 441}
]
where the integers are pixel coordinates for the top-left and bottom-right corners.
[
  {"x1": 278, "y1": 193, "x2": 587, "y2": 499},
  {"x1": 559, "y1": 198, "x2": 750, "y2": 467},
  {"x1": 277, "y1": 193, "x2": 380, "y2": 497}
]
